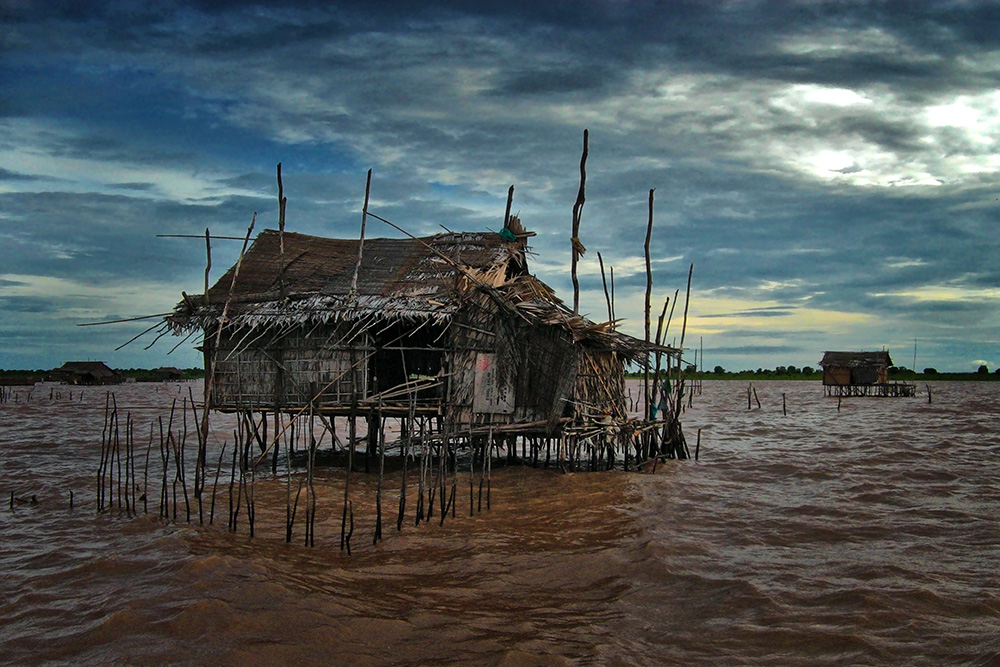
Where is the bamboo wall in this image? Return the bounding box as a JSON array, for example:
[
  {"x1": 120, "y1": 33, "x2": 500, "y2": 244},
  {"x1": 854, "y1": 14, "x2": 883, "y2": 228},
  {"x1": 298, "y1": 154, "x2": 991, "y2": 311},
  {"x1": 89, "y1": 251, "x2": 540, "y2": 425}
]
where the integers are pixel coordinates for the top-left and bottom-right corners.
[
  {"x1": 206, "y1": 324, "x2": 370, "y2": 410},
  {"x1": 575, "y1": 351, "x2": 627, "y2": 422},
  {"x1": 206, "y1": 307, "x2": 629, "y2": 436},
  {"x1": 822, "y1": 365, "x2": 888, "y2": 387}
]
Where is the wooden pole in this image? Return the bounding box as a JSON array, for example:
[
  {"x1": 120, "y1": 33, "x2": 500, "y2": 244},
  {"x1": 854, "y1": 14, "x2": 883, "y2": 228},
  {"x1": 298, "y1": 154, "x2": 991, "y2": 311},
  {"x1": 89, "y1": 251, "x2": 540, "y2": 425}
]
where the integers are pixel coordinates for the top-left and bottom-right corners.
[
  {"x1": 210, "y1": 439, "x2": 226, "y2": 525},
  {"x1": 228, "y1": 427, "x2": 239, "y2": 531},
  {"x1": 142, "y1": 421, "x2": 153, "y2": 514},
  {"x1": 188, "y1": 387, "x2": 204, "y2": 524},
  {"x1": 503, "y1": 185, "x2": 514, "y2": 228},
  {"x1": 204, "y1": 228, "x2": 211, "y2": 297},
  {"x1": 374, "y1": 396, "x2": 385, "y2": 544},
  {"x1": 671, "y1": 263, "x2": 694, "y2": 430},
  {"x1": 200, "y1": 213, "x2": 256, "y2": 507},
  {"x1": 571, "y1": 129, "x2": 588, "y2": 315},
  {"x1": 650, "y1": 297, "x2": 670, "y2": 416},
  {"x1": 677, "y1": 264, "x2": 693, "y2": 353},
  {"x1": 598, "y1": 252, "x2": 613, "y2": 324},
  {"x1": 350, "y1": 169, "x2": 373, "y2": 293},
  {"x1": 277, "y1": 163, "x2": 287, "y2": 300},
  {"x1": 609, "y1": 266, "x2": 616, "y2": 323},
  {"x1": 398, "y1": 393, "x2": 415, "y2": 531},
  {"x1": 285, "y1": 414, "x2": 294, "y2": 542},
  {"x1": 643, "y1": 189, "x2": 654, "y2": 419},
  {"x1": 97, "y1": 392, "x2": 110, "y2": 511},
  {"x1": 341, "y1": 357, "x2": 357, "y2": 552},
  {"x1": 308, "y1": 409, "x2": 317, "y2": 547}
]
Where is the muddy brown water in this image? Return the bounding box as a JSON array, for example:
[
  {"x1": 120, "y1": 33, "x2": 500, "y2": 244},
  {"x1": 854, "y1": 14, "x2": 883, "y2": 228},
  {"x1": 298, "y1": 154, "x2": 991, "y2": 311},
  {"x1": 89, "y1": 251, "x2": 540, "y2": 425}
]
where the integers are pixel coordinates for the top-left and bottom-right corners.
[{"x1": 1, "y1": 380, "x2": 998, "y2": 665}]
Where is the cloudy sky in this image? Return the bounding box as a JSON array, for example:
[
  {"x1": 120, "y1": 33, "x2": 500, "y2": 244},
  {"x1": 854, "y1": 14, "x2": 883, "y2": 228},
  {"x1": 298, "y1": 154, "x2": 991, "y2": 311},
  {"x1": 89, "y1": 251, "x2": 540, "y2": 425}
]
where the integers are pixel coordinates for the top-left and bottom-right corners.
[{"x1": 2, "y1": 0, "x2": 999, "y2": 373}]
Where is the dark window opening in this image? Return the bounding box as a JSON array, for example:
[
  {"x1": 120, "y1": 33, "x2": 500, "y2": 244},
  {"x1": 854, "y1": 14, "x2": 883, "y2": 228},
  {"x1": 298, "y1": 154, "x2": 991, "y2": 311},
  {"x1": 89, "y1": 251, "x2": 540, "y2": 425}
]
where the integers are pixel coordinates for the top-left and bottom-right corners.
[{"x1": 371, "y1": 322, "x2": 446, "y2": 403}]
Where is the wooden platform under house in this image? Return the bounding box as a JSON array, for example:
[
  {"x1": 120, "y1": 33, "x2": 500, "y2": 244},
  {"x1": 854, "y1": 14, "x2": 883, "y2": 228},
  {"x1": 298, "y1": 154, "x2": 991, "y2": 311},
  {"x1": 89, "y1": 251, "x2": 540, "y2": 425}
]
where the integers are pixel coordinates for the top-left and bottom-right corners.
[
  {"x1": 166, "y1": 216, "x2": 687, "y2": 473},
  {"x1": 819, "y1": 350, "x2": 916, "y2": 398}
]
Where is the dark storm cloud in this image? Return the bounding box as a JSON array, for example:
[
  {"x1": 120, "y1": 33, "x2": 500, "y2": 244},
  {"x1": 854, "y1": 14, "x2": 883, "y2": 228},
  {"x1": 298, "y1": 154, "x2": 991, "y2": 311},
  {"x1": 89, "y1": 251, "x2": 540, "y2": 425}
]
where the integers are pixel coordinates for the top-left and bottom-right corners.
[
  {"x1": 489, "y1": 64, "x2": 622, "y2": 97},
  {"x1": 0, "y1": 296, "x2": 58, "y2": 313}
]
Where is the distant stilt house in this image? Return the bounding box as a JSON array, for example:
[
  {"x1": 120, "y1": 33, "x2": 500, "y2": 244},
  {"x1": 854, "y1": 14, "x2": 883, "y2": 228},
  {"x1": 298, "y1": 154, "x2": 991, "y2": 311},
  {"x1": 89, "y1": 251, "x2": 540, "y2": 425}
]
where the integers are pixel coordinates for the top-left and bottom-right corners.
[
  {"x1": 819, "y1": 351, "x2": 915, "y2": 397},
  {"x1": 153, "y1": 366, "x2": 186, "y2": 382},
  {"x1": 166, "y1": 217, "x2": 685, "y2": 467},
  {"x1": 52, "y1": 361, "x2": 123, "y2": 386}
]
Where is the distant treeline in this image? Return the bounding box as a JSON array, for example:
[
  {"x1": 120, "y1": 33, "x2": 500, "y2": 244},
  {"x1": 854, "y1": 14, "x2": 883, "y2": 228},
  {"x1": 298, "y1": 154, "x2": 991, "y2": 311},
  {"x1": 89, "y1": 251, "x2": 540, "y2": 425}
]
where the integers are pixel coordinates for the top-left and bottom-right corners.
[
  {"x1": 120, "y1": 368, "x2": 206, "y2": 381},
  {"x1": 0, "y1": 368, "x2": 205, "y2": 383},
  {"x1": 629, "y1": 365, "x2": 1000, "y2": 381}
]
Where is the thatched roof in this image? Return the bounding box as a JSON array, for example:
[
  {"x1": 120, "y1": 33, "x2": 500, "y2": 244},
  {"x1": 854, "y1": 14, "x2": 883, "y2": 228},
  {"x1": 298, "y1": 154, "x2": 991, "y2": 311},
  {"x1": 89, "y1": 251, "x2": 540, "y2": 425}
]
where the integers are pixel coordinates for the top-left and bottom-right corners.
[
  {"x1": 55, "y1": 361, "x2": 117, "y2": 378},
  {"x1": 212, "y1": 229, "x2": 523, "y2": 304},
  {"x1": 819, "y1": 351, "x2": 893, "y2": 368},
  {"x1": 169, "y1": 228, "x2": 523, "y2": 328},
  {"x1": 167, "y1": 225, "x2": 677, "y2": 359}
]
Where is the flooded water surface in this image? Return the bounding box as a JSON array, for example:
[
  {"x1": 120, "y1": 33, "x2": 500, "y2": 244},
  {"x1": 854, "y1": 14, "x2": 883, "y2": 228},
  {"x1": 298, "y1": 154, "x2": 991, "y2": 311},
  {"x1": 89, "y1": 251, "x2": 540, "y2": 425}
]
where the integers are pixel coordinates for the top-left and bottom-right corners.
[{"x1": 1, "y1": 380, "x2": 999, "y2": 665}]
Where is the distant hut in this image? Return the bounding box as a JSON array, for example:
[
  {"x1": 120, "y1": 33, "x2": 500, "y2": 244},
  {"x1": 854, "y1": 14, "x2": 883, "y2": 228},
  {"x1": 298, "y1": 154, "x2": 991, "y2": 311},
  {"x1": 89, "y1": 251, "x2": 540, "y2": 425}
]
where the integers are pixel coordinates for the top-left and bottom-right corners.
[
  {"x1": 153, "y1": 366, "x2": 185, "y2": 382},
  {"x1": 818, "y1": 351, "x2": 914, "y2": 397},
  {"x1": 52, "y1": 361, "x2": 122, "y2": 386},
  {"x1": 166, "y1": 218, "x2": 684, "y2": 466}
]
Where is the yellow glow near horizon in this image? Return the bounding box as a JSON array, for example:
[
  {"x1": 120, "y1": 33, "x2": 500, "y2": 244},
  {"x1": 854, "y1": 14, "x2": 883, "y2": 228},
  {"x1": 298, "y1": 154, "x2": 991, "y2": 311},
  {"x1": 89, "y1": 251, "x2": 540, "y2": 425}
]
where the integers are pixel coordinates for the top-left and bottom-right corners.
[
  {"x1": 871, "y1": 285, "x2": 1000, "y2": 302},
  {"x1": 602, "y1": 291, "x2": 874, "y2": 343}
]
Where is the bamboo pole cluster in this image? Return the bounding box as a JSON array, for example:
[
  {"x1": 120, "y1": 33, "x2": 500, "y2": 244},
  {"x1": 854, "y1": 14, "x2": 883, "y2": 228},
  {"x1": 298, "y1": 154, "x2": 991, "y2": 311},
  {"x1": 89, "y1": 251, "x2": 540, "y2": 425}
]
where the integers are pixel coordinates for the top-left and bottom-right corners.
[
  {"x1": 0, "y1": 385, "x2": 89, "y2": 404},
  {"x1": 0, "y1": 386, "x2": 25, "y2": 403},
  {"x1": 96, "y1": 393, "x2": 140, "y2": 515}
]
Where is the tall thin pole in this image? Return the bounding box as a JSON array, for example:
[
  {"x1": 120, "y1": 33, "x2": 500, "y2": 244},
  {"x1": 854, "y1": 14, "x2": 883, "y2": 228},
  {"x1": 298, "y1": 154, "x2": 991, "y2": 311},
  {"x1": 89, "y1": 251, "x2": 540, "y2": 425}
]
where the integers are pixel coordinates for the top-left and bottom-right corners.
[
  {"x1": 351, "y1": 169, "x2": 373, "y2": 294},
  {"x1": 571, "y1": 130, "x2": 588, "y2": 315},
  {"x1": 598, "y1": 252, "x2": 612, "y2": 324},
  {"x1": 204, "y1": 228, "x2": 211, "y2": 297},
  {"x1": 643, "y1": 189, "x2": 654, "y2": 419},
  {"x1": 676, "y1": 263, "x2": 694, "y2": 388},
  {"x1": 200, "y1": 214, "x2": 256, "y2": 498},
  {"x1": 277, "y1": 163, "x2": 287, "y2": 299},
  {"x1": 504, "y1": 185, "x2": 514, "y2": 229},
  {"x1": 609, "y1": 266, "x2": 615, "y2": 323}
]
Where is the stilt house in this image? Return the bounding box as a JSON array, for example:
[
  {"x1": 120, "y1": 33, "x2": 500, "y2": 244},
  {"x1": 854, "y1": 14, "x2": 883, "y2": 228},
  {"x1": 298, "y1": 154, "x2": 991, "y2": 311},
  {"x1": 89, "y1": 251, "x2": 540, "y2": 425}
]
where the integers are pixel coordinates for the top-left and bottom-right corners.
[
  {"x1": 819, "y1": 350, "x2": 914, "y2": 397},
  {"x1": 52, "y1": 361, "x2": 123, "y2": 385},
  {"x1": 167, "y1": 219, "x2": 676, "y2": 439},
  {"x1": 820, "y1": 351, "x2": 891, "y2": 386}
]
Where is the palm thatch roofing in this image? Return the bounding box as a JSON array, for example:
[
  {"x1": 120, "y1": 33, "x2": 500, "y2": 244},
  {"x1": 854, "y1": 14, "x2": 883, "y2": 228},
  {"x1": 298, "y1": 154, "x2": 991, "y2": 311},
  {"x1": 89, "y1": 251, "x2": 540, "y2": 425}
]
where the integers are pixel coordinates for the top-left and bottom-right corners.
[
  {"x1": 55, "y1": 361, "x2": 117, "y2": 377},
  {"x1": 52, "y1": 361, "x2": 122, "y2": 384},
  {"x1": 819, "y1": 351, "x2": 893, "y2": 369},
  {"x1": 167, "y1": 225, "x2": 674, "y2": 360}
]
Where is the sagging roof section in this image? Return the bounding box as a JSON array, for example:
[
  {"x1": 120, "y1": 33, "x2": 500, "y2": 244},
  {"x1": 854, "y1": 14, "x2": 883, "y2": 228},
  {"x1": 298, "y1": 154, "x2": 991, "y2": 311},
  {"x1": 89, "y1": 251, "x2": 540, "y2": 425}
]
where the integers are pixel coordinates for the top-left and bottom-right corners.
[{"x1": 168, "y1": 224, "x2": 676, "y2": 361}]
